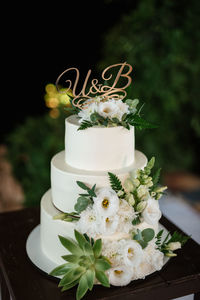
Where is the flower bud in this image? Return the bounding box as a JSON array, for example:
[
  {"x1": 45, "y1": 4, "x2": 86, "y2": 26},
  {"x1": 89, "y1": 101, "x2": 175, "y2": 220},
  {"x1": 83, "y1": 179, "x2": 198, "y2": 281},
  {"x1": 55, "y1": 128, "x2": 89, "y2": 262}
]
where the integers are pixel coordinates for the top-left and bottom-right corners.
[
  {"x1": 154, "y1": 186, "x2": 168, "y2": 193},
  {"x1": 117, "y1": 190, "x2": 124, "y2": 197},
  {"x1": 165, "y1": 252, "x2": 177, "y2": 257},
  {"x1": 167, "y1": 242, "x2": 181, "y2": 251},
  {"x1": 132, "y1": 178, "x2": 140, "y2": 187},
  {"x1": 125, "y1": 193, "x2": 135, "y2": 206},
  {"x1": 124, "y1": 178, "x2": 134, "y2": 192},
  {"x1": 136, "y1": 201, "x2": 147, "y2": 212}
]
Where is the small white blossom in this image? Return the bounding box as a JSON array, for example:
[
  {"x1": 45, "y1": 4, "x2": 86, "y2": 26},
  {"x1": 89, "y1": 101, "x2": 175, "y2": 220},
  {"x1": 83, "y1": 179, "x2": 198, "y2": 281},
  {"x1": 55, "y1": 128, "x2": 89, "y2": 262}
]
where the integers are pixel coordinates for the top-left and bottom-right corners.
[
  {"x1": 98, "y1": 100, "x2": 119, "y2": 119},
  {"x1": 100, "y1": 215, "x2": 119, "y2": 235},
  {"x1": 93, "y1": 187, "x2": 119, "y2": 217},
  {"x1": 75, "y1": 207, "x2": 100, "y2": 237}
]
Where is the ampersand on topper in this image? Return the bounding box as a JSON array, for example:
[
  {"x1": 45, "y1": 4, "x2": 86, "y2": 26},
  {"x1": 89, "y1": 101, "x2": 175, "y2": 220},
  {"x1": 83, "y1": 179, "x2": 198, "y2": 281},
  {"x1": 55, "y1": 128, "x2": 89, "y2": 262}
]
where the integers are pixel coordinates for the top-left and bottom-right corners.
[{"x1": 55, "y1": 62, "x2": 133, "y2": 109}]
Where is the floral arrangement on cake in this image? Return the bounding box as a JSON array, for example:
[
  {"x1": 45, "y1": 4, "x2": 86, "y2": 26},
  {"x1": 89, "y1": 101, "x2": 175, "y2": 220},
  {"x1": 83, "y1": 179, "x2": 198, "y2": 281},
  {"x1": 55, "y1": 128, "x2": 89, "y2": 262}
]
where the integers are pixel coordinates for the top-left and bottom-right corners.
[
  {"x1": 66, "y1": 96, "x2": 157, "y2": 131},
  {"x1": 51, "y1": 157, "x2": 189, "y2": 300}
]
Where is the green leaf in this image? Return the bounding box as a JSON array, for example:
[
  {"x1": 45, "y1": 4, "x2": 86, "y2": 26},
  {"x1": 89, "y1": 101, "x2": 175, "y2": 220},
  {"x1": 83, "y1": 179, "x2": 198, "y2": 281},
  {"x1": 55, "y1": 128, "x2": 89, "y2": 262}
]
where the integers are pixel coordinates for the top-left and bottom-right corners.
[
  {"x1": 95, "y1": 270, "x2": 110, "y2": 287},
  {"x1": 142, "y1": 228, "x2": 155, "y2": 242},
  {"x1": 78, "y1": 120, "x2": 94, "y2": 131},
  {"x1": 61, "y1": 279, "x2": 79, "y2": 292},
  {"x1": 74, "y1": 197, "x2": 91, "y2": 213},
  {"x1": 108, "y1": 172, "x2": 124, "y2": 193},
  {"x1": 95, "y1": 258, "x2": 111, "y2": 271},
  {"x1": 77, "y1": 181, "x2": 91, "y2": 191},
  {"x1": 126, "y1": 114, "x2": 158, "y2": 129},
  {"x1": 85, "y1": 269, "x2": 95, "y2": 291},
  {"x1": 59, "y1": 267, "x2": 85, "y2": 287},
  {"x1": 76, "y1": 274, "x2": 88, "y2": 300},
  {"x1": 167, "y1": 231, "x2": 190, "y2": 246},
  {"x1": 83, "y1": 241, "x2": 93, "y2": 255},
  {"x1": 133, "y1": 229, "x2": 143, "y2": 241},
  {"x1": 93, "y1": 239, "x2": 102, "y2": 258},
  {"x1": 74, "y1": 230, "x2": 87, "y2": 250},
  {"x1": 138, "y1": 240, "x2": 148, "y2": 249},
  {"x1": 152, "y1": 168, "x2": 161, "y2": 186},
  {"x1": 132, "y1": 215, "x2": 141, "y2": 225},
  {"x1": 49, "y1": 263, "x2": 74, "y2": 276},
  {"x1": 61, "y1": 255, "x2": 80, "y2": 264},
  {"x1": 146, "y1": 157, "x2": 155, "y2": 170},
  {"x1": 59, "y1": 235, "x2": 83, "y2": 255}
]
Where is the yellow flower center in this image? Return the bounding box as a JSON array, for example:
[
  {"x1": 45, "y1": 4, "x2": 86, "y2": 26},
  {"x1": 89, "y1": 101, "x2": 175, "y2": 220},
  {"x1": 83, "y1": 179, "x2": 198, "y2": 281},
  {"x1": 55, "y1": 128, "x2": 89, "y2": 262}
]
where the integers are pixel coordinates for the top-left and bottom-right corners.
[
  {"x1": 128, "y1": 248, "x2": 134, "y2": 258},
  {"x1": 103, "y1": 107, "x2": 111, "y2": 113},
  {"x1": 106, "y1": 217, "x2": 110, "y2": 223},
  {"x1": 114, "y1": 270, "x2": 123, "y2": 276},
  {"x1": 102, "y1": 198, "x2": 109, "y2": 208}
]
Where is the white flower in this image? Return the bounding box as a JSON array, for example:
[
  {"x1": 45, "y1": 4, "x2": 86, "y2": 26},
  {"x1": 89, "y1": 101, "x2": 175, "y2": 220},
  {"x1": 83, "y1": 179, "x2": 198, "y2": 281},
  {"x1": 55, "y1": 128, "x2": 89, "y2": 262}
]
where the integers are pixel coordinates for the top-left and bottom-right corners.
[
  {"x1": 108, "y1": 265, "x2": 133, "y2": 286},
  {"x1": 142, "y1": 198, "x2": 162, "y2": 225},
  {"x1": 114, "y1": 99, "x2": 129, "y2": 121},
  {"x1": 93, "y1": 187, "x2": 119, "y2": 217},
  {"x1": 101, "y1": 240, "x2": 121, "y2": 265},
  {"x1": 78, "y1": 101, "x2": 98, "y2": 122},
  {"x1": 145, "y1": 243, "x2": 164, "y2": 271},
  {"x1": 121, "y1": 240, "x2": 143, "y2": 267},
  {"x1": 75, "y1": 207, "x2": 100, "y2": 237},
  {"x1": 124, "y1": 178, "x2": 134, "y2": 193},
  {"x1": 98, "y1": 100, "x2": 119, "y2": 119},
  {"x1": 100, "y1": 215, "x2": 119, "y2": 235},
  {"x1": 137, "y1": 185, "x2": 150, "y2": 201},
  {"x1": 168, "y1": 242, "x2": 181, "y2": 251}
]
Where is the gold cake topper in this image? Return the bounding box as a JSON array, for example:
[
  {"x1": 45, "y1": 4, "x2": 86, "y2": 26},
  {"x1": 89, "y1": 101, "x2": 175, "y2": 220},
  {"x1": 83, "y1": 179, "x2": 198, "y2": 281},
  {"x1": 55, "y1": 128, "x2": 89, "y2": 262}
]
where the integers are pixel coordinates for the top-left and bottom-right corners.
[{"x1": 56, "y1": 62, "x2": 133, "y2": 109}]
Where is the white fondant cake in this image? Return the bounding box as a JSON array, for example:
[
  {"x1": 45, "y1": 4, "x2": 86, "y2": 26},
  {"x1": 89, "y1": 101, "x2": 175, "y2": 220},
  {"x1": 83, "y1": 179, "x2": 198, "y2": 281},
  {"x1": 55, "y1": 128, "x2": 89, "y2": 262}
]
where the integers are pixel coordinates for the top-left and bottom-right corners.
[{"x1": 65, "y1": 115, "x2": 135, "y2": 171}]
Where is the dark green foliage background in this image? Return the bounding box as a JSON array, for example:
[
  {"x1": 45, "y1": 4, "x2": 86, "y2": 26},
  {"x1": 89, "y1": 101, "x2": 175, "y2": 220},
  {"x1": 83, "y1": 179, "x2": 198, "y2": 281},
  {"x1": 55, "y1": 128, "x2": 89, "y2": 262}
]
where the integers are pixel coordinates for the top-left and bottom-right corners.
[
  {"x1": 98, "y1": 0, "x2": 200, "y2": 173},
  {"x1": 6, "y1": 0, "x2": 200, "y2": 207}
]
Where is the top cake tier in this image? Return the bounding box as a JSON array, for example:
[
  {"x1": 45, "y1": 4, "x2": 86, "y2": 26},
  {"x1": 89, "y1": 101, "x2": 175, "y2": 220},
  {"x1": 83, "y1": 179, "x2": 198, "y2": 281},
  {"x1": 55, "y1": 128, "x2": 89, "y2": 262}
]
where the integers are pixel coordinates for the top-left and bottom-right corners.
[{"x1": 65, "y1": 115, "x2": 135, "y2": 171}]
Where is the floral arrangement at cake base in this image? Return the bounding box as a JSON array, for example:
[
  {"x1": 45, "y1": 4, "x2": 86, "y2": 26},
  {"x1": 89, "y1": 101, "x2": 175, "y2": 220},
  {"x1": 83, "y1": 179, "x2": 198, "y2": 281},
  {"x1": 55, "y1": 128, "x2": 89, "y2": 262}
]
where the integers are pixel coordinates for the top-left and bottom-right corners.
[{"x1": 50, "y1": 157, "x2": 189, "y2": 300}]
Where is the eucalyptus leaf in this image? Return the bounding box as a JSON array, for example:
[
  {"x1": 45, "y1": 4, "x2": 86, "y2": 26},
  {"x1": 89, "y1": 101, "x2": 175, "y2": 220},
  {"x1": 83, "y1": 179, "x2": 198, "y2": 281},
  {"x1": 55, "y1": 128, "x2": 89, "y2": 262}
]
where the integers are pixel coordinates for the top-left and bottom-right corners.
[
  {"x1": 74, "y1": 197, "x2": 91, "y2": 213},
  {"x1": 142, "y1": 228, "x2": 155, "y2": 242},
  {"x1": 77, "y1": 181, "x2": 91, "y2": 191}
]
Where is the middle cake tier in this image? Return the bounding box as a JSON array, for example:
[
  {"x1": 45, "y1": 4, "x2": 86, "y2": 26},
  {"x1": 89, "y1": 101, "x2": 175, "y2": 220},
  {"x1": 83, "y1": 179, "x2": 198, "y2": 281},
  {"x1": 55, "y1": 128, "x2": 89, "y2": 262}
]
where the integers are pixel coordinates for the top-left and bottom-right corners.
[{"x1": 51, "y1": 150, "x2": 147, "y2": 212}]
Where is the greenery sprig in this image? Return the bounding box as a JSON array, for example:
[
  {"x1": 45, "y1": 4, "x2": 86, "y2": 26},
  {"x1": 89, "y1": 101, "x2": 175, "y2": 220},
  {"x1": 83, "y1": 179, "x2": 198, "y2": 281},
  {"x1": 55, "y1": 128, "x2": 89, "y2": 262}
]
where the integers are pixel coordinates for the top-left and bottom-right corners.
[
  {"x1": 50, "y1": 230, "x2": 111, "y2": 300},
  {"x1": 108, "y1": 172, "x2": 125, "y2": 197},
  {"x1": 155, "y1": 230, "x2": 190, "y2": 257},
  {"x1": 74, "y1": 181, "x2": 96, "y2": 214},
  {"x1": 133, "y1": 228, "x2": 155, "y2": 249}
]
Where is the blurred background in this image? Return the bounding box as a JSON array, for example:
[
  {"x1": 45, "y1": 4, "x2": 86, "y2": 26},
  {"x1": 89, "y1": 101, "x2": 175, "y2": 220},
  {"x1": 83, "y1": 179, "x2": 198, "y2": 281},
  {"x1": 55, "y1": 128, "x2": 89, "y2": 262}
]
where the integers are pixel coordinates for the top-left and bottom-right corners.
[{"x1": 1, "y1": 0, "x2": 200, "y2": 224}]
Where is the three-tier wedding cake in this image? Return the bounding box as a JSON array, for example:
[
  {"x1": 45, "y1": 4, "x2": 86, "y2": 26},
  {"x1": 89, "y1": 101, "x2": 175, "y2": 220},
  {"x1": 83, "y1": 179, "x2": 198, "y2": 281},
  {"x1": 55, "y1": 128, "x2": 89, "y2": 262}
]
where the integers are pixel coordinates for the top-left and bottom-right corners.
[{"x1": 34, "y1": 63, "x2": 188, "y2": 300}]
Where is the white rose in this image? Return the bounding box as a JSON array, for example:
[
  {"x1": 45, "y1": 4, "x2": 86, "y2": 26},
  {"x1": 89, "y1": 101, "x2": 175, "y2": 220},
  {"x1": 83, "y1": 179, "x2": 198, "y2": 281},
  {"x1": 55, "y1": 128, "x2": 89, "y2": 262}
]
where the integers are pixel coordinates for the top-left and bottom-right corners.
[
  {"x1": 121, "y1": 239, "x2": 143, "y2": 267},
  {"x1": 78, "y1": 101, "x2": 98, "y2": 122},
  {"x1": 98, "y1": 100, "x2": 119, "y2": 119},
  {"x1": 108, "y1": 265, "x2": 133, "y2": 286},
  {"x1": 100, "y1": 214, "x2": 119, "y2": 235},
  {"x1": 142, "y1": 198, "x2": 162, "y2": 225},
  {"x1": 114, "y1": 99, "x2": 129, "y2": 121},
  {"x1": 93, "y1": 187, "x2": 119, "y2": 217}
]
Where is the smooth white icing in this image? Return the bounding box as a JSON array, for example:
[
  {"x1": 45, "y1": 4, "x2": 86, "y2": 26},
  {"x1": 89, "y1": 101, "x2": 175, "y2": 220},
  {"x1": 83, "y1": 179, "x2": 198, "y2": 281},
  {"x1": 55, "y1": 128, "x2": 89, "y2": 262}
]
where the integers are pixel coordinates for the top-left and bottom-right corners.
[
  {"x1": 40, "y1": 190, "x2": 75, "y2": 265},
  {"x1": 51, "y1": 150, "x2": 147, "y2": 212},
  {"x1": 65, "y1": 115, "x2": 135, "y2": 171}
]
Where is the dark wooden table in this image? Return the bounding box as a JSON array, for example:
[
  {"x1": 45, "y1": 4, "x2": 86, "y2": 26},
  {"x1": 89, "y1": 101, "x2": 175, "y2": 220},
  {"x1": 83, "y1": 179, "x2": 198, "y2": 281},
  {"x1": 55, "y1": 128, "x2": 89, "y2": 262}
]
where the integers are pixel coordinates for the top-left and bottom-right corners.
[{"x1": 0, "y1": 208, "x2": 199, "y2": 300}]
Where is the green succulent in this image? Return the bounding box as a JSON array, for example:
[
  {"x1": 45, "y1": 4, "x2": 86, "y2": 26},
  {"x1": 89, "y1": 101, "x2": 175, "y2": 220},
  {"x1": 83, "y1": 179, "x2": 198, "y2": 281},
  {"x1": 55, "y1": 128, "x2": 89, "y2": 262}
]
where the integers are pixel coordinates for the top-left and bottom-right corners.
[{"x1": 50, "y1": 230, "x2": 111, "y2": 300}]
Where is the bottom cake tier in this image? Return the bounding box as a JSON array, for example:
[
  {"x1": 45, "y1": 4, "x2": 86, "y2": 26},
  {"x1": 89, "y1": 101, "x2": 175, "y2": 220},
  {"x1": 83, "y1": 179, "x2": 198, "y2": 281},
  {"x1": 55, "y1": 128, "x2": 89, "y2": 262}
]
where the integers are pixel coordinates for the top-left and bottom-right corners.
[{"x1": 41, "y1": 190, "x2": 159, "y2": 266}]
